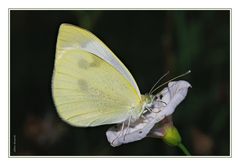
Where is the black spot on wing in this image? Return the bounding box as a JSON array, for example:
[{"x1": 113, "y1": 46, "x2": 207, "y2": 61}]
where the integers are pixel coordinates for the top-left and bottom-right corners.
[
  {"x1": 78, "y1": 79, "x2": 88, "y2": 91},
  {"x1": 78, "y1": 59, "x2": 89, "y2": 69},
  {"x1": 89, "y1": 57, "x2": 101, "y2": 68},
  {"x1": 78, "y1": 55, "x2": 101, "y2": 69}
]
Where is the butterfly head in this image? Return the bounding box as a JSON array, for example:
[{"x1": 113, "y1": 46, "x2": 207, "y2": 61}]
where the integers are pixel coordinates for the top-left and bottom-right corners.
[{"x1": 140, "y1": 91, "x2": 168, "y2": 115}]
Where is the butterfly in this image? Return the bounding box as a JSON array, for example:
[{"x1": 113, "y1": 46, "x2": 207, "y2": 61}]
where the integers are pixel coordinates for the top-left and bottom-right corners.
[
  {"x1": 52, "y1": 23, "x2": 190, "y2": 128},
  {"x1": 52, "y1": 24, "x2": 153, "y2": 127}
]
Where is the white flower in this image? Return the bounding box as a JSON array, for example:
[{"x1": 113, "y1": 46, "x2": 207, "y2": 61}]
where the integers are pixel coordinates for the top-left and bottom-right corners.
[{"x1": 106, "y1": 80, "x2": 191, "y2": 147}]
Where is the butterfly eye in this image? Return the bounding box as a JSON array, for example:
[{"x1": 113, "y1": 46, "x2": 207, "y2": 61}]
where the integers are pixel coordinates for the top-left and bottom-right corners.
[{"x1": 159, "y1": 94, "x2": 163, "y2": 100}]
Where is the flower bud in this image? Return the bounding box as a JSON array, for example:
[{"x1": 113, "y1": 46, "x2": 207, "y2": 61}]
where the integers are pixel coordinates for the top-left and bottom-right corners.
[{"x1": 162, "y1": 125, "x2": 182, "y2": 146}]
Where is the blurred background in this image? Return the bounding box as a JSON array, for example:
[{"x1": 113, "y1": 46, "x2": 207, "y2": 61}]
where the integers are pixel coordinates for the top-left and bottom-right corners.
[{"x1": 10, "y1": 10, "x2": 230, "y2": 156}]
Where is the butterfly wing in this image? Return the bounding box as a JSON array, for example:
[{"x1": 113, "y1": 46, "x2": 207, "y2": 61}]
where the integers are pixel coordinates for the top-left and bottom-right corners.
[
  {"x1": 56, "y1": 24, "x2": 141, "y2": 97},
  {"x1": 52, "y1": 25, "x2": 142, "y2": 127}
]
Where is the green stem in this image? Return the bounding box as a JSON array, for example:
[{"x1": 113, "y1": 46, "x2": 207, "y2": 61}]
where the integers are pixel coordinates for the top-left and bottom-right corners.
[{"x1": 178, "y1": 143, "x2": 191, "y2": 156}]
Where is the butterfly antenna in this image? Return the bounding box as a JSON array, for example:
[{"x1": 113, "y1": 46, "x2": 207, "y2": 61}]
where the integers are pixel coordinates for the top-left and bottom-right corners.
[
  {"x1": 149, "y1": 71, "x2": 170, "y2": 95},
  {"x1": 150, "y1": 70, "x2": 191, "y2": 94}
]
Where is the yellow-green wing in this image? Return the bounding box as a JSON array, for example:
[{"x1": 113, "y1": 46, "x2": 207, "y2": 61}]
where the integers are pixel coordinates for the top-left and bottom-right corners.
[
  {"x1": 56, "y1": 23, "x2": 141, "y2": 97},
  {"x1": 52, "y1": 49, "x2": 141, "y2": 127}
]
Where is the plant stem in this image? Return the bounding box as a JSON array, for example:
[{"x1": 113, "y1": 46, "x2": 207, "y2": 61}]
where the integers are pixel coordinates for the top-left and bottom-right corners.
[{"x1": 178, "y1": 143, "x2": 191, "y2": 156}]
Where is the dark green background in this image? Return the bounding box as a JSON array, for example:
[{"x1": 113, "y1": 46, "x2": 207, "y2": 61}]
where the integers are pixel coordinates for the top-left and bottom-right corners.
[{"x1": 10, "y1": 10, "x2": 230, "y2": 156}]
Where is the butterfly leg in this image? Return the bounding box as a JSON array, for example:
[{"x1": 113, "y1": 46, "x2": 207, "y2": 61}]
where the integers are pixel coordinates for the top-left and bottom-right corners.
[
  {"x1": 111, "y1": 122, "x2": 125, "y2": 146},
  {"x1": 123, "y1": 115, "x2": 132, "y2": 141},
  {"x1": 141, "y1": 114, "x2": 147, "y2": 120},
  {"x1": 146, "y1": 106, "x2": 161, "y2": 113}
]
